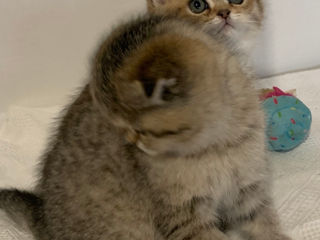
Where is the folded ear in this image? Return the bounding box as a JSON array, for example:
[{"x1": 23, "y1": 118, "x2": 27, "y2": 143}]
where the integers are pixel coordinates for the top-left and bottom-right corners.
[
  {"x1": 115, "y1": 33, "x2": 189, "y2": 108},
  {"x1": 116, "y1": 76, "x2": 178, "y2": 109},
  {"x1": 141, "y1": 78, "x2": 177, "y2": 106}
]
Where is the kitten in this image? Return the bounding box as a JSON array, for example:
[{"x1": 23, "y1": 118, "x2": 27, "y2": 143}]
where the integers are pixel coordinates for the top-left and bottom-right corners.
[
  {"x1": 147, "y1": 0, "x2": 264, "y2": 52},
  {"x1": 0, "y1": 14, "x2": 290, "y2": 240}
]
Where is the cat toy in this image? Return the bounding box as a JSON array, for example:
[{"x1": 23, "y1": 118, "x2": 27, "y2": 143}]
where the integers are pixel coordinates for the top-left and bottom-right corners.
[{"x1": 260, "y1": 87, "x2": 312, "y2": 152}]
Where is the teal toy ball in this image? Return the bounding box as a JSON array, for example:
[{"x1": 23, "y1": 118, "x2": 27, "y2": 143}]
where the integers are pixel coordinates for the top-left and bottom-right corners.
[{"x1": 263, "y1": 95, "x2": 312, "y2": 152}]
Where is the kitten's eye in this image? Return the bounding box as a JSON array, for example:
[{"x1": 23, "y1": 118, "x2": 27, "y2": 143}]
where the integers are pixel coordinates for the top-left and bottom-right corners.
[
  {"x1": 228, "y1": 0, "x2": 244, "y2": 4},
  {"x1": 189, "y1": 0, "x2": 209, "y2": 14}
]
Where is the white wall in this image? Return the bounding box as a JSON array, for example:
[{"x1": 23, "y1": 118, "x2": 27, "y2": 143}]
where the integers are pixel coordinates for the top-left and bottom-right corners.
[
  {"x1": 252, "y1": 0, "x2": 320, "y2": 77},
  {"x1": 0, "y1": 0, "x2": 146, "y2": 111},
  {"x1": 1, "y1": 0, "x2": 320, "y2": 111}
]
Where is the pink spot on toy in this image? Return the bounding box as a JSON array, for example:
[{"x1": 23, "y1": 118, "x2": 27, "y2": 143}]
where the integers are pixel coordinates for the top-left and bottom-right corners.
[
  {"x1": 270, "y1": 137, "x2": 278, "y2": 141},
  {"x1": 291, "y1": 118, "x2": 296, "y2": 124},
  {"x1": 261, "y1": 87, "x2": 294, "y2": 100},
  {"x1": 273, "y1": 98, "x2": 278, "y2": 104}
]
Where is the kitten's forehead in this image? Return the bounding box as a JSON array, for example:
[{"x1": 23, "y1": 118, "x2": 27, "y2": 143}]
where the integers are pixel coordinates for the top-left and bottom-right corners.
[
  {"x1": 148, "y1": 0, "x2": 264, "y2": 32},
  {"x1": 148, "y1": 0, "x2": 263, "y2": 13}
]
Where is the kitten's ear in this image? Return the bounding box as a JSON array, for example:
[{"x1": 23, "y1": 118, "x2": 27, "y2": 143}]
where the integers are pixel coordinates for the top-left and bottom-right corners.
[
  {"x1": 139, "y1": 78, "x2": 177, "y2": 106},
  {"x1": 116, "y1": 77, "x2": 178, "y2": 108},
  {"x1": 115, "y1": 34, "x2": 190, "y2": 108},
  {"x1": 147, "y1": 0, "x2": 167, "y2": 11}
]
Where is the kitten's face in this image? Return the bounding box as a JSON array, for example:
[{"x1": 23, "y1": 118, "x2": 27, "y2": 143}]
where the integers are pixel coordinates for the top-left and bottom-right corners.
[{"x1": 147, "y1": 0, "x2": 264, "y2": 50}]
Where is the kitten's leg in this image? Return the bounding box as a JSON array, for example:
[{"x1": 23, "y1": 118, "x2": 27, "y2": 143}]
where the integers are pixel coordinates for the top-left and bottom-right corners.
[
  {"x1": 161, "y1": 218, "x2": 230, "y2": 240},
  {"x1": 228, "y1": 204, "x2": 291, "y2": 240},
  {"x1": 226, "y1": 182, "x2": 291, "y2": 240},
  {"x1": 155, "y1": 197, "x2": 230, "y2": 240}
]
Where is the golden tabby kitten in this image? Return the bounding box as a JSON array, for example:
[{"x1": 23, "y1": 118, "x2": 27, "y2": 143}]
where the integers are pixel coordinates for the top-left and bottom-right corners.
[{"x1": 147, "y1": 0, "x2": 264, "y2": 51}]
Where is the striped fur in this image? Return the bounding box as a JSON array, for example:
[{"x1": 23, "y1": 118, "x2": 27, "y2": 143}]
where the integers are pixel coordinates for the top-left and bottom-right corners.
[{"x1": 0, "y1": 13, "x2": 290, "y2": 240}]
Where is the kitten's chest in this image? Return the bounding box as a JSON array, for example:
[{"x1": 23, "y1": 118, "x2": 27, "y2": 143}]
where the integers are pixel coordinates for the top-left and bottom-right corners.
[
  {"x1": 147, "y1": 147, "x2": 266, "y2": 206},
  {"x1": 147, "y1": 154, "x2": 234, "y2": 205}
]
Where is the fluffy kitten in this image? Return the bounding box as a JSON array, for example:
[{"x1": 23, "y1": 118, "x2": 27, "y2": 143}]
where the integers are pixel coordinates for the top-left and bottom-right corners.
[
  {"x1": 0, "y1": 14, "x2": 290, "y2": 240},
  {"x1": 147, "y1": 0, "x2": 264, "y2": 52}
]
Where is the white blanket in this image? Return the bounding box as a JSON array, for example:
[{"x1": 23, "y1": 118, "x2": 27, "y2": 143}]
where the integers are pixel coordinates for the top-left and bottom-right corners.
[{"x1": 1, "y1": 68, "x2": 320, "y2": 240}]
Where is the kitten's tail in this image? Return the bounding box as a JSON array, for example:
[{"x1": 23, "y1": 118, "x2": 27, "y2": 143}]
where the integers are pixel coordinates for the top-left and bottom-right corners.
[{"x1": 0, "y1": 189, "x2": 45, "y2": 237}]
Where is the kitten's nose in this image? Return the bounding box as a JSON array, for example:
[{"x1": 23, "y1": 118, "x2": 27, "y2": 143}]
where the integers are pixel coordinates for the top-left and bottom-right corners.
[{"x1": 217, "y1": 9, "x2": 231, "y2": 19}]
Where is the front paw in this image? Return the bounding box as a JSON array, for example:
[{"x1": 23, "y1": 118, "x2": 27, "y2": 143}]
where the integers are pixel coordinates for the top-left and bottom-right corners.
[
  {"x1": 226, "y1": 230, "x2": 244, "y2": 240},
  {"x1": 226, "y1": 230, "x2": 292, "y2": 240},
  {"x1": 276, "y1": 234, "x2": 292, "y2": 240}
]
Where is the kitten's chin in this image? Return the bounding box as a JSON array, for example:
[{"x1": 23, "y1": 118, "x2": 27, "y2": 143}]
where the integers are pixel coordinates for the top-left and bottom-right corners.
[
  {"x1": 204, "y1": 23, "x2": 259, "y2": 53},
  {"x1": 136, "y1": 138, "x2": 204, "y2": 158},
  {"x1": 136, "y1": 140, "x2": 189, "y2": 158},
  {"x1": 216, "y1": 21, "x2": 236, "y2": 35},
  {"x1": 136, "y1": 132, "x2": 222, "y2": 159},
  {"x1": 137, "y1": 141, "x2": 159, "y2": 156}
]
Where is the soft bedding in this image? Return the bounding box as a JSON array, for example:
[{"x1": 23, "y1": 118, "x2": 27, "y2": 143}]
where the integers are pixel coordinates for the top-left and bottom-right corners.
[{"x1": 0, "y1": 68, "x2": 320, "y2": 240}]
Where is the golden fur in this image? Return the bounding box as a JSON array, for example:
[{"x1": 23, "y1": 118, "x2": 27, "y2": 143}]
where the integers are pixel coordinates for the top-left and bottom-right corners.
[
  {"x1": 0, "y1": 14, "x2": 291, "y2": 240},
  {"x1": 97, "y1": 20, "x2": 259, "y2": 157},
  {"x1": 147, "y1": 0, "x2": 264, "y2": 51}
]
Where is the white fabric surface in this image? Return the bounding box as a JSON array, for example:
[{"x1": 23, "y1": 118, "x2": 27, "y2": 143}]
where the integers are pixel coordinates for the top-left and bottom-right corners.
[
  {"x1": 0, "y1": 68, "x2": 319, "y2": 239},
  {"x1": 256, "y1": 68, "x2": 320, "y2": 240}
]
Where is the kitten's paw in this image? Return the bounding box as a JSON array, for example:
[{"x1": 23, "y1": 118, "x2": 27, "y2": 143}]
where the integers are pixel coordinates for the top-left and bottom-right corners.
[
  {"x1": 277, "y1": 234, "x2": 292, "y2": 240},
  {"x1": 226, "y1": 230, "x2": 244, "y2": 240},
  {"x1": 226, "y1": 230, "x2": 292, "y2": 240}
]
